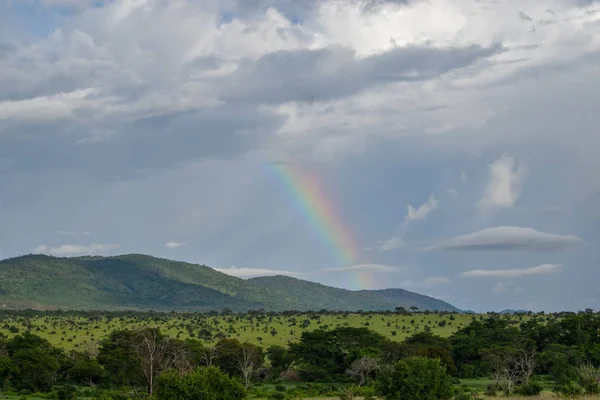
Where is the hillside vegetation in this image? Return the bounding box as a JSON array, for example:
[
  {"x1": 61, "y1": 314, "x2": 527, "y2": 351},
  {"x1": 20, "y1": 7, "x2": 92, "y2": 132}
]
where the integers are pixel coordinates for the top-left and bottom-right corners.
[{"x1": 0, "y1": 254, "x2": 458, "y2": 312}]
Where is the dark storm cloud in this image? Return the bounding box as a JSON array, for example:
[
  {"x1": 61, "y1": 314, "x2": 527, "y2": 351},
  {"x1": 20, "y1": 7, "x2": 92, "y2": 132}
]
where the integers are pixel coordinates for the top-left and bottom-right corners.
[
  {"x1": 222, "y1": 43, "x2": 503, "y2": 104},
  {"x1": 0, "y1": 104, "x2": 282, "y2": 179}
]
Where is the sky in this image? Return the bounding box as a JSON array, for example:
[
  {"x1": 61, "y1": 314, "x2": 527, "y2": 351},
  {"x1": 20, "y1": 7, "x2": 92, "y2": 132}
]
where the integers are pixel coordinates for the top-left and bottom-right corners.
[{"x1": 0, "y1": 0, "x2": 599, "y2": 312}]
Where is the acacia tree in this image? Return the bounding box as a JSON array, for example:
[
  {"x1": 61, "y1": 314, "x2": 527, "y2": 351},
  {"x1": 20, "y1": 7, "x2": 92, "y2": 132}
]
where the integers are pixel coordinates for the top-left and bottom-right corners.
[
  {"x1": 199, "y1": 344, "x2": 222, "y2": 367},
  {"x1": 483, "y1": 344, "x2": 537, "y2": 396},
  {"x1": 135, "y1": 328, "x2": 189, "y2": 395},
  {"x1": 347, "y1": 356, "x2": 379, "y2": 386},
  {"x1": 235, "y1": 343, "x2": 259, "y2": 389}
]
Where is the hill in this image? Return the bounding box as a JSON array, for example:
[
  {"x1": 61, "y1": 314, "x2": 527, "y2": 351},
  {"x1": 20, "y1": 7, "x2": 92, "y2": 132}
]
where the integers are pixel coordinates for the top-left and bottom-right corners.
[{"x1": 0, "y1": 254, "x2": 459, "y2": 312}]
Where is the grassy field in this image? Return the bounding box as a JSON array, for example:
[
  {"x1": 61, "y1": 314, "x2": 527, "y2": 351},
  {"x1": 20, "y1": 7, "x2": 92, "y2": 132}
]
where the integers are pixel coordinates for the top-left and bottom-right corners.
[{"x1": 0, "y1": 312, "x2": 489, "y2": 350}]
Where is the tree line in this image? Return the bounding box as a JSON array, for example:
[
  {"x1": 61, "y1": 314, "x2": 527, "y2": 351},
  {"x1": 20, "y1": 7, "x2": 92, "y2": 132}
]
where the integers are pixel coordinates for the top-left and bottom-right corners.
[{"x1": 1, "y1": 310, "x2": 600, "y2": 399}]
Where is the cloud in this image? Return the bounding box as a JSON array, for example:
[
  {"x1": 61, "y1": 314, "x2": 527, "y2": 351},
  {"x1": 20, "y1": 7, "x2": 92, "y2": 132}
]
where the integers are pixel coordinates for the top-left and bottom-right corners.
[
  {"x1": 0, "y1": 89, "x2": 98, "y2": 121},
  {"x1": 215, "y1": 263, "x2": 406, "y2": 278},
  {"x1": 537, "y1": 206, "x2": 569, "y2": 216},
  {"x1": 321, "y1": 264, "x2": 406, "y2": 273},
  {"x1": 165, "y1": 241, "x2": 185, "y2": 249},
  {"x1": 492, "y1": 282, "x2": 525, "y2": 294},
  {"x1": 401, "y1": 276, "x2": 450, "y2": 288},
  {"x1": 224, "y1": 43, "x2": 503, "y2": 105},
  {"x1": 55, "y1": 231, "x2": 92, "y2": 236},
  {"x1": 462, "y1": 263, "x2": 563, "y2": 278},
  {"x1": 406, "y1": 195, "x2": 439, "y2": 222},
  {"x1": 376, "y1": 236, "x2": 405, "y2": 252},
  {"x1": 33, "y1": 243, "x2": 119, "y2": 256},
  {"x1": 461, "y1": 169, "x2": 468, "y2": 183},
  {"x1": 215, "y1": 266, "x2": 303, "y2": 278},
  {"x1": 423, "y1": 226, "x2": 585, "y2": 252},
  {"x1": 446, "y1": 188, "x2": 458, "y2": 197},
  {"x1": 477, "y1": 154, "x2": 526, "y2": 212}
]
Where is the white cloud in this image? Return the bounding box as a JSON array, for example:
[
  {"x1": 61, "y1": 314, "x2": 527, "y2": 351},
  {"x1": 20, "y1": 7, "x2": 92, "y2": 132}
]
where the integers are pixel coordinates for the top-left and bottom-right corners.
[
  {"x1": 377, "y1": 236, "x2": 405, "y2": 252},
  {"x1": 406, "y1": 195, "x2": 439, "y2": 222},
  {"x1": 0, "y1": 89, "x2": 97, "y2": 121},
  {"x1": 33, "y1": 243, "x2": 119, "y2": 256},
  {"x1": 375, "y1": 195, "x2": 438, "y2": 254},
  {"x1": 462, "y1": 263, "x2": 563, "y2": 278},
  {"x1": 321, "y1": 264, "x2": 406, "y2": 273},
  {"x1": 215, "y1": 266, "x2": 303, "y2": 278},
  {"x1": 401, "y1": 276, "x2": 451, "y2": 288},
  {"x1": 461, "y1": 169, "x2": 468, "y2": 183},
  {"x1": 477, "y1": 154, "x2": 526, "y2": 212},
  {"x1": 423, "y1": 226, "x2": 584, "y2": 252},
  {"x1": 165, "y1": 241, "x2": 185, "y2": 248}
]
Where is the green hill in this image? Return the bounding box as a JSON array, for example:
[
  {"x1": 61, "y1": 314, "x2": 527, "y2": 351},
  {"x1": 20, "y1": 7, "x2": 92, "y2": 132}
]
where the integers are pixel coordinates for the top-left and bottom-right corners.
[{"x1": 0, "y1": 254, "x2": 459, "y2": 312}]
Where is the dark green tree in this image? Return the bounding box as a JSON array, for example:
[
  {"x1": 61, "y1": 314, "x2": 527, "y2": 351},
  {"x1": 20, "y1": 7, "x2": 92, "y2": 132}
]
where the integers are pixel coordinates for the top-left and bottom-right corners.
[
  {"x1": 376, "y1": 356, "x2": 453, "y2": 400},
  {"x1": 155, "y1": 367, "x2": 245, "y2": 400}
]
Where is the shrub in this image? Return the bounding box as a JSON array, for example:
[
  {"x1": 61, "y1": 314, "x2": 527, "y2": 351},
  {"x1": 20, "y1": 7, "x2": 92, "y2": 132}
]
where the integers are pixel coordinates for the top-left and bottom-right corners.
[
  {"x1": 354, "y1": 385, "x2": 375, "y2": 400},
  {"x1": 275, "y1": 384, "x2": 286, "y2": 392},
  {"x1": 484, "y1": 383, "x2": 500, "y2": 396},
  {"x1": 553, "y1": 382, "x2": 583, "y2": 398},
  {"x1": 514, "y1": 381, "x2": 543, "y2": 396},
  {"x1": 339, "y1": 385, "x2": 355, "y2": 400},
  {"x1": 155, "y1": 367, "x2": 246, "y2": 400},
  {"x1": 55, "y1": 384, "x2": 77, "y2": 400},
  {"x1": 375, "y1": 357, "x2": 453, "y2": 400},
  {"x1": 453, "y1": 392, "x2": 473, "y2": 400},
  {"x1": 269, "y1": 393, "x2": 285, "y2": 400},
  {"x1": 279, "y1": 370, "x2": 301, "y2": 382}
]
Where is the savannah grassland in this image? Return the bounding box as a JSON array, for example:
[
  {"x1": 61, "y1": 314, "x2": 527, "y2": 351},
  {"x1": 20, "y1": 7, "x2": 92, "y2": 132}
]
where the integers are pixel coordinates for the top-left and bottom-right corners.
[
  {"x1": 2, "y1": 311, "x2": 598, "y2": 400},
  {"x1": 0, "y1": 311, "x2": 477, "y2": 350}
]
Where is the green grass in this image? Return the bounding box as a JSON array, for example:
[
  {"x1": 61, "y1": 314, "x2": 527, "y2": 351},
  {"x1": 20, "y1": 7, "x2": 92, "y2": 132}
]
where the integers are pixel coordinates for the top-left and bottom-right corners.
[{"x1": 0, "y1": 312, "x2": 483, "y2": 350}]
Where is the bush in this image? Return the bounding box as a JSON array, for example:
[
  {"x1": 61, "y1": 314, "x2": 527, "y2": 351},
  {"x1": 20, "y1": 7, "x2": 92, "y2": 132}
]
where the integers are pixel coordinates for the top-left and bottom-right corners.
[
  {"x1": 275, "y1": 384, "x2": 286, "y2": 392},
  {"x1": 484, "y1": 383, "x2": 500, "y2": 396},
  {"x1": 354, "y1": 386, "x2": 375, "y2": 400},
  {"x1": 155, "y1": 367, "x2": 246, "y2": 400},
  {"x1": 453, "y1": 392, "x2": 473, "y2": 400},
  {"x1": 339, "y1": 385, "x2": 355, "y2": 400},
  {"x1": 55, "y1": 384, "x2": 77, "y2": 400},
  {"x1": 279, "y1": 371, "x2": 300, "y2": 382},
  {"x1": 269, "y1": 393, "x2": 285, "y2": 400},
  {"x1": 581, "y1": 379, "x2": 600, "y2": 395},
  {"x1": 553, "y1": 382, "x2": 583, "y2": 398},
  {"x1": 515, "y1": 381, "x2": 543, "y2": 396},
  {"x1": 376, "y1": 357, "x2": 453, "y2": 400}
]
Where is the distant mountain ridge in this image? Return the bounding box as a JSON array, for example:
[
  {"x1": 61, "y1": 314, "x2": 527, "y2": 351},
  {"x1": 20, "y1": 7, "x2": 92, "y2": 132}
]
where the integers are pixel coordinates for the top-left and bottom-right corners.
[{"x1": 0, "y1": 254, "x2": 459, "y2": 312}]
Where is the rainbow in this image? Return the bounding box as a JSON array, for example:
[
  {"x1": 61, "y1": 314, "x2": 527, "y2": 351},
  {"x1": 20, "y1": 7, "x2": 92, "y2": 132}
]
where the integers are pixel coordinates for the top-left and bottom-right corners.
[{"x1": 269, "y1": 161, "x2": 362, "y2": 268}]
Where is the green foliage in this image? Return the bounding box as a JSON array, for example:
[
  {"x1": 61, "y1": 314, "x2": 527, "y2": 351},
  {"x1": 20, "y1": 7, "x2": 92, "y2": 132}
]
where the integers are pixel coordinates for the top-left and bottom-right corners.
[
  {"x1": 97, "y1": 330, "x2": 144, "y2": 387},
  {"x1": 553, "y1": 381, "x2": 584, "y2": 397},
  {"x1": 484, "y1": 382, "x2": 500, "y2": 396},
  {"x1": 449, "y1": 317, "x2": 520, "y2": 378},
  {"x1": 514, "y1": 381, "x2": 544, "y2": 396},
  {"x1": 290, "y1": 327, "x2": 385, "y2": 381},
  {"x1": 213, "y1": 338, "x2": 264, "y2": 379},
  {"x1": 6, "y1": 334, "x2": 63, "y2": 392},
  {"x1": 65, "y1": 351, "x2": 104, "y2": 385},
  {"x1": 376, "y1": 356, "x2": 453, "y2": 400},
  {"x1": 154, "y1": 367, "x2": 245, "y2": 400},
  {"x1": 274, "y1": 384, "x2": 286, "y2": 392},
  {"x1": 267, "y1": 346, "x2": 294, "y2": 375},
  {"x1": 55, "y1": 384, "x2": 77, "y2": 400}
]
